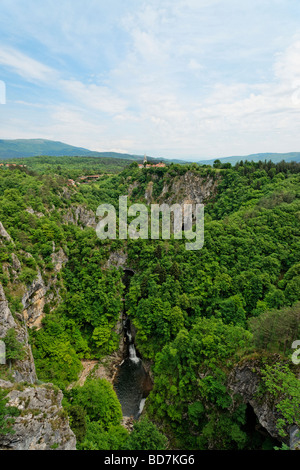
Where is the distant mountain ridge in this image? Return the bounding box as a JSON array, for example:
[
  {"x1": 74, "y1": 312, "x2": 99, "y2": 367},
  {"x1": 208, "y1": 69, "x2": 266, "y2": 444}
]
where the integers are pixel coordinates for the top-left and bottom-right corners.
[
  {"x1": 0, "y1": 139, "x2": 185, "y2": 163},
  {"x1": 197, "y1": 152, "x2": 300, "y2": 165},
  {"x1": 0, "y1": 138, "x2": 300, "y2": 165},
  {"x1": 0, "y1": 139, "x2": 141, "y2": 160}
]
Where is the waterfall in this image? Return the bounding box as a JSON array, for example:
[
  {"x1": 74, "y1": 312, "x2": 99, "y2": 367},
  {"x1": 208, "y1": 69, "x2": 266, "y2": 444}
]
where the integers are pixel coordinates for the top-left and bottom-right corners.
[
  {"x1": 138, "y1": 398, "x2": 146, "y2": 416},
  {"x1": 129, "y1": 343, "x2": 140, "y2": 364},
  {"x1": 123, "y1": 314, "x2": 140, "y2": 363}
]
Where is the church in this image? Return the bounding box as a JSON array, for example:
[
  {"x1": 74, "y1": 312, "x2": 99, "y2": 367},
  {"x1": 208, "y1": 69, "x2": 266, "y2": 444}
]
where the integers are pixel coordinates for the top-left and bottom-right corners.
[{"x1": 138, "y1": 154, "x2": 166, "y2": 169}]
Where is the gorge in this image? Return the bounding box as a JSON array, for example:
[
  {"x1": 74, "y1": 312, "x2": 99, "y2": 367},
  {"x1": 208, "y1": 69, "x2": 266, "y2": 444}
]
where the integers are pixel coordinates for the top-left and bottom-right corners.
[
  {"x1": 114, "y1": 269, "x2": 153, "y2": 421},
  {"x1": 0, "y1": 159, "x2": 299, "y2": 450}
]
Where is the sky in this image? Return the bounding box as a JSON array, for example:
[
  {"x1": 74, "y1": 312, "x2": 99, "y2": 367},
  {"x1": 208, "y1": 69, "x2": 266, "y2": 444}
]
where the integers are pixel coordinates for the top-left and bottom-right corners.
[{"x1": 1, "y1": 0, "x2": 300, "y2": 160}]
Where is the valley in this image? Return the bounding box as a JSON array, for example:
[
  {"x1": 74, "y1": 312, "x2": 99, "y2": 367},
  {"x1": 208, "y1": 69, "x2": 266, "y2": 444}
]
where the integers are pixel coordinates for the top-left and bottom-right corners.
[{"x1": 0, "y1": 156, "x2": 299, "y2": 451}]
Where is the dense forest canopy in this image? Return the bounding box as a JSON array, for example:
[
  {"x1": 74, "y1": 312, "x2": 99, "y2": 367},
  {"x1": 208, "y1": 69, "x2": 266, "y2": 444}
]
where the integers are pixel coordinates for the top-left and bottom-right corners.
[{"x1": 0, "y1": 156, "x2": 299, "y2": 450}]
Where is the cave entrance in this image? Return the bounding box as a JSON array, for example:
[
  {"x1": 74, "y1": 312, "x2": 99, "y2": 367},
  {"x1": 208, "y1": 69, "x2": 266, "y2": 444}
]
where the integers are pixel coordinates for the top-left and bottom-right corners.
[{"x1": 243, "y1": 403, "x2": 281, "y2": 450}]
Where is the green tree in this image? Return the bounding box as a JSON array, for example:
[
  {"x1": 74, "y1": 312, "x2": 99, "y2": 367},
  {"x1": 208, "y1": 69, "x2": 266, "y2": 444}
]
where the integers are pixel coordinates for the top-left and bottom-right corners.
[
  {"x1": 261, "y1": 363, "x2": 300, "y2": 438},
  {"x1": 213, "y1": 159, "x2": 222, "y2": 169},
  {"x1": 78, "y1": 419, "x2": 129, "y2": 450},
  {"x1": 3, "y1": 329, "x2": 25, "y2": 365},
  {"x1": 0, "y1": 390, "x2": 19, "y2": 436},
  {"x1": 71, "y1": 379, "x2": 122, "y2": 428},
  {"x1": 92, "y1": 320, "x2": 119, "y2": 357},
  {"x1": 249, "y1": 303, "x2": 300, "y2": 354},
  {"x1": 68, "y1": 405, "x2": 87, "y2": 442},
  {"x1": 217, "y1": 295, "x2": 246, "y2": 326},
  {"x1": 125, "y1": 417, "x2": 168, "y2": 450}
]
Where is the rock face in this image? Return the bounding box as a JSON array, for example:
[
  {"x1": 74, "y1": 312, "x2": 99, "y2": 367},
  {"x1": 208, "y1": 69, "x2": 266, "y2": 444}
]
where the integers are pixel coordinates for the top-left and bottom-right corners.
[
  {"x1": 157, "y1": 171, "x2": 219, "y2": 206},
  {"x1": 22, "y1": 270, "x2": 48, "y2": 328},
  {"x1": 25, "y1": 207, "x2": 45, "y2": 218},
  {"x1": 289, "y1": 425, "x2": 300, "y2": 450},
  {"x1": 0, "y1": 283, "x2": 37, "y2": 384},
  {"x1": 0, "y1": 283, "x2": 17, "y2": 337},
  {"x1": 145, "y1": 181, "x2": 154, "y2": 204},
  {"x1": 62, "y1": 205, "x2": 97, "y2": 228},
  {"x1": 0, "y1": 233, "x2": 73, "y2": 449},
  {"x1": 22, "y1": 246, "x2": 68, "y2": 328},
  {"x1": 0, "y1": 382, "x2": 76, "y2": 450},
  {"x1": 128, "y1": 180, "x2": 139, "y2": 197},
  {"x1": 104, "y1": 250, "x2": 128, "y2": 270},
  {"x1": 0, "y1": 221, "x2": 13, "y2": 244},
  {"x1": 228, "y1": 362, "x2": 297, "y2": 447},
  {"x1": 0, "y1": 282, "x2": 76, "y2": 450},
  {"x1": 51, "y1": 247, "x2": 68, "y2": 273},
  {"x1": 127, "y1": 170, "x2": 219, "y2": 208},
  {"x1": 11, "y1": 253, "x2": 21, "y2": 273}
]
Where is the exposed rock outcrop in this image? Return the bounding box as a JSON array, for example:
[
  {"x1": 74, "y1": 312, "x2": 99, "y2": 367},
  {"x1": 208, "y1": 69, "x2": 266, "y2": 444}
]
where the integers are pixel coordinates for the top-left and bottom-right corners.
[
  {"x1": 0, "y1": 379, "x2": 14, "y2": 389},
  {"x1": 51, "y1": 247, "x2": 68, "y2": 273},
  {"x1": 145, "y1": 181, "x2": 154, "y2": 205},
  {"x1": 0, "y1": 282, "x2": 76, "y2": 450},
  {"x1": 104, "y1": 250, "x2": 128, "y2": 270},
  {"x1": 25, "y1": 207, "x2": 45, "y2": 218},
  {"x1": 127, "y1": 170, "x2": 218, "y2": 208},
  {"x1": 228, "y1": 361, "x2": 299, "y2": 447},
  {"x1": 0, "y1": 381, "x2": 76, "y2": 450},
  {"x1": 0, "y1": 283, "x2": 37, "y2": 384},
  {"x1": 22, "y1": 270, "x2": 48, "y2": 328},
  {"x1": 0, "y1": 221, "x2": 13, "y2": 244},
  {"x1": 289, "y1": 425, "x2": 300, "y2": 450},
  {"x1": 11, "y1": 253, "x2": 21, "y2": 273},
  {"x1": 0, "y1": 283, "x2": 17, "y2": 337},
  {"x1": 62, "y1": 205, "x2": 97, "y2": 228},
  {"x1": 127, "y1": 180, "x2": 139, "y2": 197},
  {"x1": 22, "y1": 245, "x2": 68, "y2": 328},
  {"x1": 158, "y1": 171, "x2": 219, "y2": 206}
]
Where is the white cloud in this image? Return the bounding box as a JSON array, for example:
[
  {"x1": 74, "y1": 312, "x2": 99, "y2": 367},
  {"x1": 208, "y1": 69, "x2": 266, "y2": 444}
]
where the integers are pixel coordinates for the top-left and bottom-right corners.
[
  {"x1": 1, "y1": 1, "x2": 300, "y2": 158},
  {"x1": 274, "y1": 40, "x2": 300, "y2": 80},
  {"x1": 58, "y1": 79, "x2": 128, "y2": 115},
  {"x1": 0, "y1": 46, "x2": 57, "y2": 83},
  {"x1": 188, "y1": 59, "x2": 203, "y2": 71},
  {"x1": 0, "y1": 46, "x2": 127, "y2": 115}
]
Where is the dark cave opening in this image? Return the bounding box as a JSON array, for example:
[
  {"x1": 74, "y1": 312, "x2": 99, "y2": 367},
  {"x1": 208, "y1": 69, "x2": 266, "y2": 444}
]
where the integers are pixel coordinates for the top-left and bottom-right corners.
[{"x1": 242, "y1": 403, "x2": 282, "y2": 450}]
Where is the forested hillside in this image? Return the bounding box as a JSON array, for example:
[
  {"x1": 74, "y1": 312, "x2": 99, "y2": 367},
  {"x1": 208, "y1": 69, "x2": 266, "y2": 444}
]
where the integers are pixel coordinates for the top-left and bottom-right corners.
[{"x1": 0, "y1": 158, "x2": 299, "y2": 450}]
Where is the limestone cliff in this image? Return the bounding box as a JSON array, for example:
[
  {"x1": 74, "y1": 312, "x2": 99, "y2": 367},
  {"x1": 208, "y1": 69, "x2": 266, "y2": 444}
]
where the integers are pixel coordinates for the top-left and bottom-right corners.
[
  {"x1": 0, "y1": 282, "x2": 76, "y2": 450},
  {"x1": 20, "y1": 246, "x2": 67, "y2": 328},
  {"x1": 228, "y1": 360, "x2": 300, "y2": 449},
  {"x1": 0, "y1": 221, "x2": 14, "y2": 244},
  {"x1": 61, "y1": 204, "x2": 97, "y2": 228},
  {"x1": 135, "y1": 170, "x2": 219, "y2": 206},
  {"x1": 0, "y1": 381, "x2": 76, "y2": 450},
  {"x1": 157, "y1": 170, "x2": 219, "y2": 206},
  {"x1": 22, "y1": 270, "x2": 48, "y2": 328},
  {"x1": 0, "y1": 217, "x2": 68, "y2": 330},
  {"x1": 104, "y1": 249, "x2": 128, "y2": 270},
  {"x1": 0, "y1": 283, "x2": 36, "y2": 384}
]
